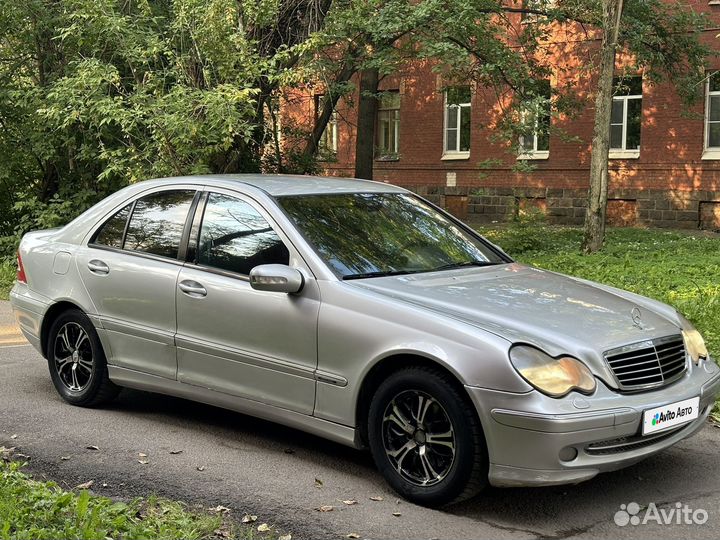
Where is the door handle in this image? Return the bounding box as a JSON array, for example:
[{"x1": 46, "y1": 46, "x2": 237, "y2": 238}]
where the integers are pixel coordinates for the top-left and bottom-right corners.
[
  {"x1": 88, "y1": 260, "x2": 110, "y2": 275},
  {"x1": 179, "y1": 280, "x2": 207, "y2": 298}
]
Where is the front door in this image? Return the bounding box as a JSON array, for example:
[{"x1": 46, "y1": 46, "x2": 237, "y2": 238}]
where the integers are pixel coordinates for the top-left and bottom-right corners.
[{"x1": 175, "y1": 191, "x2": 320, "y2": 414}]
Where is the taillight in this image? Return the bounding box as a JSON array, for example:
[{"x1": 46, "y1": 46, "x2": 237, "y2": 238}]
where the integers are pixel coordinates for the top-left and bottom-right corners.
[{"x1": 16, "y1": 251, "x2": 27, "y2": 284}]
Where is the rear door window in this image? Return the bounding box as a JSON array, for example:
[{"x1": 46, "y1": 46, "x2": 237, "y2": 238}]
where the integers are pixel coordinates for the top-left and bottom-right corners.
[
  {"x1": 124, "y1": 190, "x2": 196, "y2": 259},
  {"x1": 92, "y1": 203, "x2": 132, "y2": 248},
  {"x1": 196, "y1": 193, "x2": 289, "y2": 275}
]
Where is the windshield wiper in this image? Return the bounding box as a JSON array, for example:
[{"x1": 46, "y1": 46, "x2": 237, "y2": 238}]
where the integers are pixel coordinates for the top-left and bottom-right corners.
[
  {"x1": 428, "y1": 260, "x2": 502, "y2": 272},
  {"x1": 342, "y1": 269, "x2": 417, "y2": 280}
]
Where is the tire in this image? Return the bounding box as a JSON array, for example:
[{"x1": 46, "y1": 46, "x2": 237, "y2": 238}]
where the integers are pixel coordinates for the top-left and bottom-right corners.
[
  {"x1": 367, "y1": 366, "x2": 488, "y2": 507},
  {"x1": 46, "y1": 309, "x2": 120, "y2": 407}
]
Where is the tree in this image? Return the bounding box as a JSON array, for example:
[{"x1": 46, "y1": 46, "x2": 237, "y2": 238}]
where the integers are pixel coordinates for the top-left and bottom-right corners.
[
  {"x1": 583, "y1": 0, "x2": 625, "y2": 253},
  {"x1": 0, "y1": 0, "x2": 333, "y2": 256}
]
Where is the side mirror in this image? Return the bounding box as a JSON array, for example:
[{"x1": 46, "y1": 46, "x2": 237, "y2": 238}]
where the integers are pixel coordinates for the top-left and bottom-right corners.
[{"x1": 249, "y1": 264, "x2": 304, "y2": 294}]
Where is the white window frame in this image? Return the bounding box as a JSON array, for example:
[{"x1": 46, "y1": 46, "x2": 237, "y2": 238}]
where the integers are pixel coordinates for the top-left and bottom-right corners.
[
  {"x1": 377, "y1": 92, "x2": 400, "y2": 159},
  {"x1": 442, "y1": 87, "x2": 471, "y2": 160},
  {"x1": 703, "y1": 72, "x2": 720, "y2": 160},
  {"x1": 518, "y1": 108, "x2": 550, "y2": 160},
  {"x1": 609, "y1": 90, "x2": 641, "y2": 159}
]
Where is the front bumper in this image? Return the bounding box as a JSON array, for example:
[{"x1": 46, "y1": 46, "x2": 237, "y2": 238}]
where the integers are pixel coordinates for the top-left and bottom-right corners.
[{"x1": 466, "y1": 359, "x2": 720, "y2": 487}]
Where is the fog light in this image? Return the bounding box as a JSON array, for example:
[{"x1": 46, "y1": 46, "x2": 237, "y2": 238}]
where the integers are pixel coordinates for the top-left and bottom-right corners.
[{"x1": 559, "y1": 447, "x2": 578, "y2": 462}]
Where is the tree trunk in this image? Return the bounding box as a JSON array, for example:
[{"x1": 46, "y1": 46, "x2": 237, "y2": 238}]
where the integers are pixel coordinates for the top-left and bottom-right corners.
[
  {"x1": 354, "y1": 68, "x2": 379, "y2": 179},
  {"x1": 582, "y1": 0, "x2": 624, "y2": 253},
  {"x1": 300, "y1": 59, "x2": 357, "y2": 165}
]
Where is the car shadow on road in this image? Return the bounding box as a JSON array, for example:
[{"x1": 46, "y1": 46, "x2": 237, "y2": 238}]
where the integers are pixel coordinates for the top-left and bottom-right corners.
[
  {"x1": 108, "y1": 387, "x2": 380, "y2": 471},
  {"x1": 103, "y1": 386, "x2": 716, "y2": 534}
]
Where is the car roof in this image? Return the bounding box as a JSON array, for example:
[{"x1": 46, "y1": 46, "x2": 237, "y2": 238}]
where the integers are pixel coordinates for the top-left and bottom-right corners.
[{"x1": 142, "y1": 174, "x2": 408, "y2": 197}]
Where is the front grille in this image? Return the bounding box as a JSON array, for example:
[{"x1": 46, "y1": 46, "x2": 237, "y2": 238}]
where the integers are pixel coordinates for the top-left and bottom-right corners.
[{"x1": 604, "y1": 335, "x2": 687, "y2": 391}]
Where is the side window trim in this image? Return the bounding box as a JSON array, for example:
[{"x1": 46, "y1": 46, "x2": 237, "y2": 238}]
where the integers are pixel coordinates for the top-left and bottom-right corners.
[
  {"x1": 184, "y1": 191, "x2": 208, "y2": 264},
  {"x1": 120, "y1": 199, "x2": 137, "y2": 250},
  {"x1": 177, "y1": 191, "x2": 204, "y2": 262}
]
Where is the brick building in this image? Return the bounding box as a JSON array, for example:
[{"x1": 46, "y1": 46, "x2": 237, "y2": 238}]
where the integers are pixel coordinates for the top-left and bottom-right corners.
[{"x1": 284, "y1": 1, "x2": 720, "y2": 230}]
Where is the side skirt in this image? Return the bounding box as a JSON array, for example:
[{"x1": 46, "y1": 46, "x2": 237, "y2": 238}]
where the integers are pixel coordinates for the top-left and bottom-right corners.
[{"x1": 107, "y1": 365, "x2": 361, "y2": 449}]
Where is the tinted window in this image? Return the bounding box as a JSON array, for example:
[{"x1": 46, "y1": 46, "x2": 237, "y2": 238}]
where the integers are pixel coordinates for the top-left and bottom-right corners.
[
  {"x1": 124, "y1": 190, "x2": 195, "y2": 258},
  {"x1": 92, "y1": 203, "x2": 132, "y2": 248},
  {"x1": 279, "y1": 193, "x2": 505, "y2": 279},
  {"x1": 197, "y1": 193, "x2": 289, "y2": 275}
]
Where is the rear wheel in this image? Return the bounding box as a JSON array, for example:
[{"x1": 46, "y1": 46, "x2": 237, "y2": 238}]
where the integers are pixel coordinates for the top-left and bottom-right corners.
[
  {"x1": 367, "y1": 366, "x2": 488, "y2": 507},
  {"x1": 47, "y1": 309, "x2": 119, "y2": 407}
]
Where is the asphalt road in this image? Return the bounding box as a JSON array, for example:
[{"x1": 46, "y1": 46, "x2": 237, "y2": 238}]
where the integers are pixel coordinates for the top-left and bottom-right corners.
[{"x1": 1, "y1": 300, "x2": 720, "y2": 540}]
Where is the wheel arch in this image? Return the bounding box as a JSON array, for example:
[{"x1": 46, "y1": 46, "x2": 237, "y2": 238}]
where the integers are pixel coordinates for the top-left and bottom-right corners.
[
  {"x1": 40, "y1": 300, "x2": 86, "y2": 358},
  {"x1": 354, "y1": 353, "x2": 478, "y2": 448}
]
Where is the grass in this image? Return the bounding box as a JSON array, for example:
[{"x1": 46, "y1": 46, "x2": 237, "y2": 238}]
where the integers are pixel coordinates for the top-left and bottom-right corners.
[
  {"x1": 0, "y1": 460, "x2": 254, "y2": 540},
  {"x1": 478, "y1": 222, "x2": 720, "y2": 359},
  {"x1": 0, "y1": 261, "x2": 13, "y2": 301}
]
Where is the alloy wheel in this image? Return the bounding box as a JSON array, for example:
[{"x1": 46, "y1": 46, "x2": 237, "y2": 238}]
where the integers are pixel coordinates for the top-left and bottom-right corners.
[
  {"x1": 381, "y1": 390, "x2": 456, "y2": 487},
  {"x1": 53, "y1": 322, "x2": 94, "y2": 392}
]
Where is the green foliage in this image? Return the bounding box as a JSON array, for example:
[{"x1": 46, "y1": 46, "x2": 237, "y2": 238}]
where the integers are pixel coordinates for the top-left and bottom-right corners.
[
  {"x1": 0, "y1": 461, "x2": 248, "y2": 540},
  {"x1": 481, "y1": 224, "x2": 720, "y2": 357},
  {"x1": 0, "y1": 262, "x2": 14, "y2": 300},
  {"x1": 0, "y1": 0, "x2": 329, "y2": 258}
]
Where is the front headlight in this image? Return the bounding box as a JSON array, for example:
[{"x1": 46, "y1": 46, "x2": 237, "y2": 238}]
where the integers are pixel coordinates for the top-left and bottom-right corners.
[
  {"x1": 509, "y1": 345, "x2": 596, "y2": 398},
  {"x1": 679, "y1": 315, "x2": 709, "y2": 364}
]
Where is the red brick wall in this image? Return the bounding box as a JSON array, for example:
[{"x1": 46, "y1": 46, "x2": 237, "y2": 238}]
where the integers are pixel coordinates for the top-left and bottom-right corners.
[{"x1": 282, "y1": 2, "x2": 720, "y2": 228}]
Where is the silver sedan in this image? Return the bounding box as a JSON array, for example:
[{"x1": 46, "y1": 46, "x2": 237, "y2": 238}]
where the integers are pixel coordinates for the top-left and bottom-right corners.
[{"x1": 10, "y1": 174, "x2": 720, "y2": 506}]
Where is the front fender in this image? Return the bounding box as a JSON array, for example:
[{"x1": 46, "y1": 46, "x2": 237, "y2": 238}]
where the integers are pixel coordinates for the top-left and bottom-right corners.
[{"x1": 313, "y1": 281, "x2": 531, "y2": 428}]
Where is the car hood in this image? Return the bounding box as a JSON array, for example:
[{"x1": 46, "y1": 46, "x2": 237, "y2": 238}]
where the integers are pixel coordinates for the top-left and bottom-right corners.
[{"x1": 351, "y1": 263, "x2": 681, "y2": 364}]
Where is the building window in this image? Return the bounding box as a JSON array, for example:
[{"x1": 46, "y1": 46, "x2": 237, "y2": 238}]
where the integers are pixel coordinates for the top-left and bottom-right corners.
[
  {"x1": 376, "y1": 91, "x2": 400, "y2": 159},
  {"x1": 703, "y1": 72, "x2": 720, "y2": 159},
  {"x1": 609, "y1": 77, "x2": 642, "y2": 158},
  {"x1": 314, "y1": 94, "x2": 337, "y2": 159},
  {"x1": 519, "y1": 80, "x2": 551, "y2": 160},
  {"x1": 443, "y1": 86, "x2": 471, "y2": 158}
]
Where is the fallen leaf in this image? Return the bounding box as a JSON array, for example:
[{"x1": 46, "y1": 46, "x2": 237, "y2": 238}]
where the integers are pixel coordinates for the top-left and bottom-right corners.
[
  {"x1": 60, "y1": 456, "x2": 70, "y2": 461},
  {"x1": 316, "y1": 505, "x2": 334, "y2": 512},
  {"x1": 278, "y1": 535, "x2": 292, "y2": 540},
  {"x1": 342, "y1": 500, "x2": 357, "y2": 506},
  {"x1": 392, "y1": 512, "x2": 401, "y2": 517},
  {"x1": 346, "y1": 534, "x2": 361, "y2": 539},
  {"x1": 15, "y1": 453, "x2": 30, "y2": 460},
  {"x1": 138, "y1": 460, "x2": 149, "y2": 465},
  {"x1": 241, "y1": 514, "x2": 257, "y2": 523},
  {"x1": 314, "y1": 478, "x2": 323, "y2": 488},
  {"x1": 257, "y1": 523, "x2": 271, "y2": 532},
  {"x1": 101, "y1": 483, "x2": 108, "y2": 488},
  {"x1": 75, "y1": 480, "x2": 94, "y2": 490},
  {"x1": 369, "y1": 496, "x2": 383, "y2": 501},
  {"x1": 213, "y1": 527, "x2": 232, "y2": 539},
  {"x1": 86, "y1": 445, "x2": 99, "y2": 451},
  {"x1": 209, "y1": 505, "x2": 231, "y2": 514},
  {"x1": 169, "y1": 450, "x2": 183, "y2": 455},
  {"x1": 10, "y1": 434, "x2": 17, "y2": 440},
  {"x1": 138, "y1": 453, "x2": 147, "y2": 458},
  {"x1": 196, "y1": 465, "x2": 206, "y2": 471}
]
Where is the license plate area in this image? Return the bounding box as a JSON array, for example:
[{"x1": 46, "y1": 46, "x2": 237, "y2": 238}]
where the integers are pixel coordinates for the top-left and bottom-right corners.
[{"x1": 642, "y1": 396, "x2": 700, "y2": 435}]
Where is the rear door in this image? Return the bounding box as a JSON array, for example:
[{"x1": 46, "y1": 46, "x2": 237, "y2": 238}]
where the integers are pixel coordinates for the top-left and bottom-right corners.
[
  {"x1": 174, "y1": 190, "x2": 320, "y2": 414},
  {"x1": 77, "y1": 187, "x2": 198, "y2": 379}
]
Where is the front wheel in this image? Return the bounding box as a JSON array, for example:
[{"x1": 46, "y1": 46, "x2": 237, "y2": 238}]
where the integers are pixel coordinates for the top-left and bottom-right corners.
[
  {"x1": 368, "y1": 367, "x2": 488, "y2": 507},
  {"x1": 47, "y1": 309, "x2": 119, "y2": 407}
]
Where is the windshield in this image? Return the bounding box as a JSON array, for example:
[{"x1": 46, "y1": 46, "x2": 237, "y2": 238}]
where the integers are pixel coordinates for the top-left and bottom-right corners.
[{"x1": 278, "y1": 193, "x2": 507, "y2": 279}]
